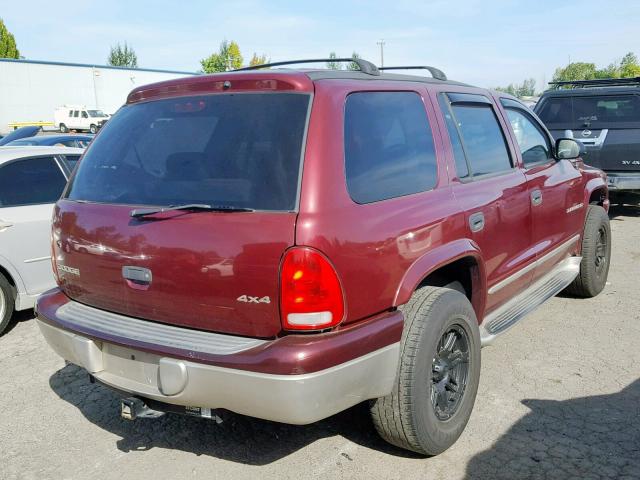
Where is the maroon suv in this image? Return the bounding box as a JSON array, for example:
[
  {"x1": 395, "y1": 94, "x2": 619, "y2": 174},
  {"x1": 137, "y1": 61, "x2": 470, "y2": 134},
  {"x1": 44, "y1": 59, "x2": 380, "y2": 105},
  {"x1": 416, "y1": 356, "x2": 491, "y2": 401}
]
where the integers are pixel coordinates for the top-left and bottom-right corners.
[{"x1": 37, "y1": 58, "x2": 611, "y2": 455}]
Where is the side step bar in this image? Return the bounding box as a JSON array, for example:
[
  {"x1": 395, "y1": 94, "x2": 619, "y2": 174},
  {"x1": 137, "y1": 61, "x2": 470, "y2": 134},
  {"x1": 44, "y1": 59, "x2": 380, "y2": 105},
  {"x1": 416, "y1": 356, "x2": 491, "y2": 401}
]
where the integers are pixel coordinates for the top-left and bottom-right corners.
[{"x1": 480, "y1": 256, "x2": 581, "y2": 346}]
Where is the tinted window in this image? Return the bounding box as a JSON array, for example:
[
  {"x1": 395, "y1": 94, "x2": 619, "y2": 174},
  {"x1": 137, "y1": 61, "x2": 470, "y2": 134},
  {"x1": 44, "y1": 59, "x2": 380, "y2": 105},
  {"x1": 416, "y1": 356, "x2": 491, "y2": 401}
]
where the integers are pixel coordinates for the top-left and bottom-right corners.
[
  {"x1": 505, "y1": 109, "x2": 551, "y2": 165},
  {"x1": 438, "y1": 95, "x2": 469, "y2": 179},
  {"x1": 0, "y1": 157, "x2": 66, "y2": 207},
  {"x1": 537, "y1": 95, "x2": 640, "y2": 128},
  {"x1": 344, "y1": 92, "x2": 437, "y2": 203},
  {"x1": 450, "y1": 105, "x2": 512, "y2": 176},
  {"x1": 63, "y1": 155, "x2": 81, "y2": 171},
  {"x1": 67, "y1": 93, "x2": 310, "y2": 211},
  {"x1": 81, "y1": 111, "x2": 88, "y2": 118}
]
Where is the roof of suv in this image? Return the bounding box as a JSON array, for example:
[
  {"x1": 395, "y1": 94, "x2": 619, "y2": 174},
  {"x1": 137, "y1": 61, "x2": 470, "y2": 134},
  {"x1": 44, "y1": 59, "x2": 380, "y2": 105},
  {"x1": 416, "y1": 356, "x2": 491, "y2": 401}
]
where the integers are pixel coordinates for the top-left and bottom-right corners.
[
  {"x1": 126, "y1": 61, "x2": 472, "y2": 104},
  {"x1": 293, "y1": 69, "x2": 470, "y2": 86},
  {"x1": 0, "y1": 146, "x2": 84, "y2": 164},
  {"x1": 541, "y1": 85, "x2": 640, "y2": 98}
]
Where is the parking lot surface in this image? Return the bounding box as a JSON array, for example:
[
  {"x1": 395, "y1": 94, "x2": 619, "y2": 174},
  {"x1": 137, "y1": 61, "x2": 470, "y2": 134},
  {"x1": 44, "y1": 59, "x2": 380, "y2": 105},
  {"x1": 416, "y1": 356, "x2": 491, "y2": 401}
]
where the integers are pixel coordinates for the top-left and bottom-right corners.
[{"x1": 1, "y1": 205, "x2": 639, "y2": 480}]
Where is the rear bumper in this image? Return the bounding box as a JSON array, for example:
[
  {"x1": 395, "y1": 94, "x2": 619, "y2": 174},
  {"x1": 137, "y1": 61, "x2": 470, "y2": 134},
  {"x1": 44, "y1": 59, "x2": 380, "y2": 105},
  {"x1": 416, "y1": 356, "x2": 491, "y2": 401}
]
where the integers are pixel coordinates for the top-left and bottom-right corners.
[
  {"x1": 606, "y1": 171, "x2": 640, "y2": 191},
  {"x1": 36, "y1": 289, "x2": 402, "y2": 424}
]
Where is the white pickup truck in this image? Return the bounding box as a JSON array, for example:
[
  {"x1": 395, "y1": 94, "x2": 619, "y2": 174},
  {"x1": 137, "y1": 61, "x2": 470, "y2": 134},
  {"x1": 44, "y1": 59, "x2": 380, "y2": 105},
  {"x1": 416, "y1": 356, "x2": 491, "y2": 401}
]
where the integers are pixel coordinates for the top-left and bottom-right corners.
[{"x1": 54, "y1": 105, "x2": 109, "y2": 134}]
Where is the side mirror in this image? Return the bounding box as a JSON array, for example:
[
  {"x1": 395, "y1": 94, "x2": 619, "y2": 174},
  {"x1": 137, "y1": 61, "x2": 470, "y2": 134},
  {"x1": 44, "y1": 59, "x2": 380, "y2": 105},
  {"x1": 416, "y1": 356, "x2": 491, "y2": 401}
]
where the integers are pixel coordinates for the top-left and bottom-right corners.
[{"x1": 555, "y1": 138, "x2": 582, "y2": 160}]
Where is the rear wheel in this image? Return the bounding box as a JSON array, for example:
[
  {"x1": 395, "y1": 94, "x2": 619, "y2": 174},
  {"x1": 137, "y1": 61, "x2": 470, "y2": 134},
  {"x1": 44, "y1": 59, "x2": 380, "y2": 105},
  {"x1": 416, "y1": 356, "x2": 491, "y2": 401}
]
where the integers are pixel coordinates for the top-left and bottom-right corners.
[
  {"x1": 59, "y1": 123, "x2": 68, "y2": 133},
  {"x1": 565, "y1": 205, "x2": 611, "y2": 297},
  {"x1": 370, "y1": 286, "x2": 481, "y2": 455},
  {"x1": 0, "y1": 274, "x2": 15, "y2": 336}
]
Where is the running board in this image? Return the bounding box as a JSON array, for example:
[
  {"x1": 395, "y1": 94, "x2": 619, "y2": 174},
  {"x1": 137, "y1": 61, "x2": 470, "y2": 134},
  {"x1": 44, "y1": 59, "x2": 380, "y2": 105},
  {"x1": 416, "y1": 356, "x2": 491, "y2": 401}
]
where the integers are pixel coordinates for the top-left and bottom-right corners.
[{"x1": 480, "y1": 256, "x2": 581, "y2": 346}]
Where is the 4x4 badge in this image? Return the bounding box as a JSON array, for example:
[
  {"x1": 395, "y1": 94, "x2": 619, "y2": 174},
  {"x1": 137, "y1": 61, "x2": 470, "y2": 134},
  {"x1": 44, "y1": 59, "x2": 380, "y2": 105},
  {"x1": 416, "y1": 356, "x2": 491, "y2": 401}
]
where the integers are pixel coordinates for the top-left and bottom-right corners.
[{"x1": 237, "y1": 295, "x2": 271, "y2": 304}]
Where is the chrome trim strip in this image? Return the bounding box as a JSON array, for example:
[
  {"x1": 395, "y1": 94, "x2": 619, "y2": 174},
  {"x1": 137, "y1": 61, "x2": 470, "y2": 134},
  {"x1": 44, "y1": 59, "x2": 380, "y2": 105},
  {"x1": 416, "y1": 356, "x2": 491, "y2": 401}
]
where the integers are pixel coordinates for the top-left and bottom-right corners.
[
  {"x1": 54, "y1": 301, "x2": 267, "y2": 355},
  {"x1": 23, "y1": 256, "x2": 51, "y2": 264},
  {"x1": 488, "y1": 234, "x2": 580, "y2": 295},
  {"x1": 481, "y1": 256, "x2": 581, "y2": 346}
]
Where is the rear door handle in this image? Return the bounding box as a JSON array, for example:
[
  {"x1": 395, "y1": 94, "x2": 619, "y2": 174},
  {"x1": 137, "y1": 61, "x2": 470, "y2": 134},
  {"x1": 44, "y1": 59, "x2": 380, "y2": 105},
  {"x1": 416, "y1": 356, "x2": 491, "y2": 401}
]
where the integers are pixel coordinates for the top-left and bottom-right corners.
[
  {"x1": 0, "y1": 220, "x2": 13, "y2": 232},
  {"x1": 531, "y1": 189, "x2": 543, "y2": 206},
  {"x1": 469, "y1": 212, "x2": 485, "y2": 232}
]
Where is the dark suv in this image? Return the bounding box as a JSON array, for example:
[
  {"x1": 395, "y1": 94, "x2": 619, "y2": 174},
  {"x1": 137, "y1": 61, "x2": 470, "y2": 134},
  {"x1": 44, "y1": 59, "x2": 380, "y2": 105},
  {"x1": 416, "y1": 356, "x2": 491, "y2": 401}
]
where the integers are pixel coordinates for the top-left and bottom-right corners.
[
  {"x1": 37, "y1": 58, "x2": 611, "y2": 456},
  {"x1": 535, "y1": 77, "x2": 640, "y2": 201}
]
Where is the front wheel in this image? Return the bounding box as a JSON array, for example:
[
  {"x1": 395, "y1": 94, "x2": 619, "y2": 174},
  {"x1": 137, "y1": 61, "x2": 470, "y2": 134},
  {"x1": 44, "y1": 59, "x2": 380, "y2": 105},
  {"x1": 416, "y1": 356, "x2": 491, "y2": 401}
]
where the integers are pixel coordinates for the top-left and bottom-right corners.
[
  {"x1": 370, "y1": 286, "x2": 481, "y2": 455},
  {"x1": 565, "y1": 205, "x2": 611, "y2": 297},
  {"x1": 89, "y1": 124, "x2": 97, "y2": 134},
  {"x1": 0, "y1": 274, "x2": 15, "y2": 336}
]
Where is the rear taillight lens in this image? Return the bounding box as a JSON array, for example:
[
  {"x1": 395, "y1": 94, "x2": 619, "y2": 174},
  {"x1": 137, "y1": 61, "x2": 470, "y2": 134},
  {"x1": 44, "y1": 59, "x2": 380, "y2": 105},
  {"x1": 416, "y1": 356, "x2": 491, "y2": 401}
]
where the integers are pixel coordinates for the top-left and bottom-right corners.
[{"x1": 280, "y1": 247, "x2": 345, "y2": 331}]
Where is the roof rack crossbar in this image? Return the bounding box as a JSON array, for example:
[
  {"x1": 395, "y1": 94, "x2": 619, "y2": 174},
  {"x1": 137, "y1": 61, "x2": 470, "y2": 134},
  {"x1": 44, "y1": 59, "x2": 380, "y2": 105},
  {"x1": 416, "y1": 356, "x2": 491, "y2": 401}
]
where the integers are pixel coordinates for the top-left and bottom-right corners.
[
  {"x1": 234, "y1": 58, "x2": 380, "y2": 76},
  {"x1": 378, "y1": 66, "x2": 447, "y2": 81},
  {"x1": 549, "y1": 77, "x2": 640, "y2": 89}
]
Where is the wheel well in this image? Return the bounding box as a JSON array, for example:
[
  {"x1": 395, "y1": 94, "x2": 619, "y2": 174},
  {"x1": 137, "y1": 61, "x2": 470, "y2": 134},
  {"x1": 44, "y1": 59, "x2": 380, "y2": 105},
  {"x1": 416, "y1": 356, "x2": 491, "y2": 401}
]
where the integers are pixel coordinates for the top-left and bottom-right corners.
[
  {"x1": 0, "y1": 264, "x2": 17, "y2": 298},
  {"x1": 589, "y1": 188, "x2": 607, "y2": 206},
  {"x1": 416, "y1": 256, "x2": 481, "y2": 318}
]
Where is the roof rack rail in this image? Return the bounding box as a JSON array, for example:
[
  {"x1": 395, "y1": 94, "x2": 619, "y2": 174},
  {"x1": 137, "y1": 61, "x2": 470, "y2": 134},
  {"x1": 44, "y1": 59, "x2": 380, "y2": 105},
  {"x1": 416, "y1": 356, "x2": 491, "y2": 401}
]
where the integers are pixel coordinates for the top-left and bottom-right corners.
[
  {"x1": 378, "y1": 66, "x2": 447, "y2": 81},
  {"x1": 549, "y1": 77, "x2": 640, "y2": 89},
  {"x1": 234, "y1": 58, "x2": 380, "y2": 76}
]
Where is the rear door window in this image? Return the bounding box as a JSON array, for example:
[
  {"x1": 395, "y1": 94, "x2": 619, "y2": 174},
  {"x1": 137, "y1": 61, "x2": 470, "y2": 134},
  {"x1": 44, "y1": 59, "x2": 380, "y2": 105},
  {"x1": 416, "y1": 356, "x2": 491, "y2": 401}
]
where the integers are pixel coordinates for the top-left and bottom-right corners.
[
  {"x1": 437, "y1": 95, "x2": 470, "y2": 179},
  {"x1": 449, "y1": 104, "x2": 513, "y2": 177},
  {"x1": 344, "y1": 91, "x2": 438, "y2": 203},
  {"x1": 536, "y1": 95, "x2": 640, "y2": 128},
  {"x1": 0, "y1": 156, "x2": 67, "y2": 207},
  {"x1": 66, "y1": 93, "x2": 310, "y2": 211}
]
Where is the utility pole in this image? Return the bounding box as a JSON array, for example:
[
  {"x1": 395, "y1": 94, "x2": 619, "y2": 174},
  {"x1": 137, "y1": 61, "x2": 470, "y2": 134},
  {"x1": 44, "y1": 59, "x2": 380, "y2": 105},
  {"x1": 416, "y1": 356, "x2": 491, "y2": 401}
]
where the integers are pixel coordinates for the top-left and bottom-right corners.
[{"x1": 377, "y1": 39, "x2": 385, "y2": 67}]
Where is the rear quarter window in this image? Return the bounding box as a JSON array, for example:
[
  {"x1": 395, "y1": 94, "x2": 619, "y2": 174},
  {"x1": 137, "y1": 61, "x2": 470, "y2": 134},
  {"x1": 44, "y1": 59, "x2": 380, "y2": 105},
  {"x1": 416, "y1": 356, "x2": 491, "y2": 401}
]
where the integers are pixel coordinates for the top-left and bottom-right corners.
[{"x1": 344, "y1": 91, "x2": 438, "y2": 204}]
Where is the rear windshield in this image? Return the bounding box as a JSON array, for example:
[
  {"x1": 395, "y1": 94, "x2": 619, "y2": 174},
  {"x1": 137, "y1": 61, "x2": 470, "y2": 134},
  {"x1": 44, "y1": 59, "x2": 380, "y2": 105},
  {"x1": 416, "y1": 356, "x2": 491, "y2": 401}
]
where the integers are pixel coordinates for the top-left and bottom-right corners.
[
  {"x1": 536, "y1": 94, "x2": 640, "y2": 128},
  {"x1": 66, "y1": 93, "x2": 310, "y2": 211}
]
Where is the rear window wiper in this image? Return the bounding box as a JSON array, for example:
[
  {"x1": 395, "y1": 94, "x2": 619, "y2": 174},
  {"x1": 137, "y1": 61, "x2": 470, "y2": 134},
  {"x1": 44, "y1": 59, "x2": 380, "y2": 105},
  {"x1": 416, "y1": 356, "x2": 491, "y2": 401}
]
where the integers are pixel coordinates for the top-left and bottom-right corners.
[{"x1": 130, "y1": 204, "x2": 254, "y2": 218}]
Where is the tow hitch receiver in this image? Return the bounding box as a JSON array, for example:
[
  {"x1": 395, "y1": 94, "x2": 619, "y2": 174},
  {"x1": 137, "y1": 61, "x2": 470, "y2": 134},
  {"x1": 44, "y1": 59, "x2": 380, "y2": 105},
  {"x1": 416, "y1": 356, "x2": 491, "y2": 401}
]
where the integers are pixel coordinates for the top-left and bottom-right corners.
[{"x1": 121, "y1": 397, "x2": 165, "y2": 420}]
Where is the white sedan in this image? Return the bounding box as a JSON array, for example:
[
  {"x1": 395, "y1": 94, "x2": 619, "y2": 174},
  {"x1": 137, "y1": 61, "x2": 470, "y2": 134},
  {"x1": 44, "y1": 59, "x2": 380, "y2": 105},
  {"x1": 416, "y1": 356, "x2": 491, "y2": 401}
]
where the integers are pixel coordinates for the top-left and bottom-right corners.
[{"x1": 0, "y1": 146, "x2": 83, "y2": 334}]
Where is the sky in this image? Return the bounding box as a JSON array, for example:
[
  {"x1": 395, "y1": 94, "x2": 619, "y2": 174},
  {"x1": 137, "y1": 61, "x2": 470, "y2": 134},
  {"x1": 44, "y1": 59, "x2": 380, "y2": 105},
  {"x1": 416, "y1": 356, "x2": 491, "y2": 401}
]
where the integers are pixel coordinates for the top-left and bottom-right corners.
[{"x1": 2, "y1": 0, "x2": 639, "y2": 89}]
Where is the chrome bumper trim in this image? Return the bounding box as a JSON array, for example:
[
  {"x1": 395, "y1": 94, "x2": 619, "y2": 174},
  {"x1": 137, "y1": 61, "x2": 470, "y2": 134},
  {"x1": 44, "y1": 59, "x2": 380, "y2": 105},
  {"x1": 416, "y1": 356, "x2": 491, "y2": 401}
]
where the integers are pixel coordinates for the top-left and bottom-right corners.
[
  {"x1": 55, "y1": 301, "x2": 267, "y2": 356},
  {"x1": 607, "y1": 172, "x2": 640, "y2": 191},
  {"x1": 37, "y1": 319, "x2": 399, "y2": 425}
]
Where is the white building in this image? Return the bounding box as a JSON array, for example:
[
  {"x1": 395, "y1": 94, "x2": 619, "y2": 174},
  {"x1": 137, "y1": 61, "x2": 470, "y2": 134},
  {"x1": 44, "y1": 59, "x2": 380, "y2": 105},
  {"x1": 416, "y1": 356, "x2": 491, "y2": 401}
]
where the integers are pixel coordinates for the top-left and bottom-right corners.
[{"x1": 0, "y1": 58, "x2": 196, "y2": 134}]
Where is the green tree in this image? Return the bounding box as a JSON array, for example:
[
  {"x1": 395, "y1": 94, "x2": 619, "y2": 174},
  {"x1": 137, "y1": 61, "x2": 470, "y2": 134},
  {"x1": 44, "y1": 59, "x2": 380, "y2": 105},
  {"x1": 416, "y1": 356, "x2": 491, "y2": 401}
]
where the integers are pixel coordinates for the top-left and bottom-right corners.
[
  {"x1": 326, "y1": 52, "x2": 341, "y2": 70},
  {"x1": 0, "y1": 18, "x2": 20, "y2": 59},
  {"x1": 619, "y1": 52, "x2": 640, "y2": 78},
  {"x1": 552, "y1": 62, "x2": 597, "y2": 82},
  {"x1": 346, "y1": 51, "x2": 361, "y2": 71},
  {"x1": 495, "y1": 78, "x2": 536, "y2": 98},
  {"x1": 201, "y1": 40, "x2": 243, "y2": 73},
  {"x1": 107, "y1": 42, "x2": 138, "y2": 68},
  {"x1": 249, "y1": 53, "x2": 269, "y2": 67}
]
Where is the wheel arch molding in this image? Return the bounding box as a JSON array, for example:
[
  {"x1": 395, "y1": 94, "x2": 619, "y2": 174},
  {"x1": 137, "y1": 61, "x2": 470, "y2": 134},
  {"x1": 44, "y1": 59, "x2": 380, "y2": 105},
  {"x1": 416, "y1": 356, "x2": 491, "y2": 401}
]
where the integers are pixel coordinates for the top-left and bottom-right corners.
[{"x1": 393, "y1": 238, "x2": 487, "y2": 322}]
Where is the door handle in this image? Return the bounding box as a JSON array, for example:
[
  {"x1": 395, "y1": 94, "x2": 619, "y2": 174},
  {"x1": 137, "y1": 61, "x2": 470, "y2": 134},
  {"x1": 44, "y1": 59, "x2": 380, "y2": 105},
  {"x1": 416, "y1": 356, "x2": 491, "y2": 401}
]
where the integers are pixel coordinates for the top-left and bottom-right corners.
[
  {"x1": 469, "y1": 212, "x2": 485, "y2": 232},
  {"x1": 0, "y1": 220, "x2": 13, "y2": 232},
  {"x1": 531, "y1": 189, "x2": 543, "y2": 206}
]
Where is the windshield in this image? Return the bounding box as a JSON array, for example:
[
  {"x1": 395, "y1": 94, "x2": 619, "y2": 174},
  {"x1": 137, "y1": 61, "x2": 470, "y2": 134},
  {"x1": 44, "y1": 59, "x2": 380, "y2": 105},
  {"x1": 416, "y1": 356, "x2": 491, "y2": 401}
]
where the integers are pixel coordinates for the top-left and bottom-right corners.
[
  {"x1": 66, "y1": 93, "x2": 310, "y2": 211},
  {"x1": 537, "y1": 94, "x2": 640, "y2": 128},
  {"x1": 87, "y1": 110, "x2": 106, "y2": 117}
]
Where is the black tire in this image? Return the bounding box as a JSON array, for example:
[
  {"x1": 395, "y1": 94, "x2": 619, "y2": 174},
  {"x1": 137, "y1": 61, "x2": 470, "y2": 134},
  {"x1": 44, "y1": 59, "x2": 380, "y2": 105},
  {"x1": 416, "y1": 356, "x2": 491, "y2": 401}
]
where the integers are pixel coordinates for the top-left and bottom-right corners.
[
  {"x1": 89, "y1": 124, "x2": 97, "y2": 134},
  {"x1": 370, "y1": 286, "x2": 481, "y2": 455},
  {"x1": 565, "y1": 205, "x2": 611, "y2": 298},
  {"x1": 59, "y1": 123, "x2": 68, "y2": 133},
  {"x1": 0, "y1": 274, "x2": 15, "y2": 336}
]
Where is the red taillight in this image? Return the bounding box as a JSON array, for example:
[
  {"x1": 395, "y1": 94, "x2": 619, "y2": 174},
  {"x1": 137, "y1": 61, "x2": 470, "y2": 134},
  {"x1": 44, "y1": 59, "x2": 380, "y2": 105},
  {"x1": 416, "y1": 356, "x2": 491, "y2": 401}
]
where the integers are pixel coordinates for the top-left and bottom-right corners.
[{"x1": 280, "y1": 247, "x2": 344, "y2": 331}]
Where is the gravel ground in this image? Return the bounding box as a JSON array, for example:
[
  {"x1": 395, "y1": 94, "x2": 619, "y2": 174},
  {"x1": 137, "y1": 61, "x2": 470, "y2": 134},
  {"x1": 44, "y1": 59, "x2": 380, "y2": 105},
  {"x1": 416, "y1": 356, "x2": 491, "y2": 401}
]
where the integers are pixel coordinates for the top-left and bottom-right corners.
[{"x1": 1, "y1": 205, "x2": 639, "y2": 480}]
